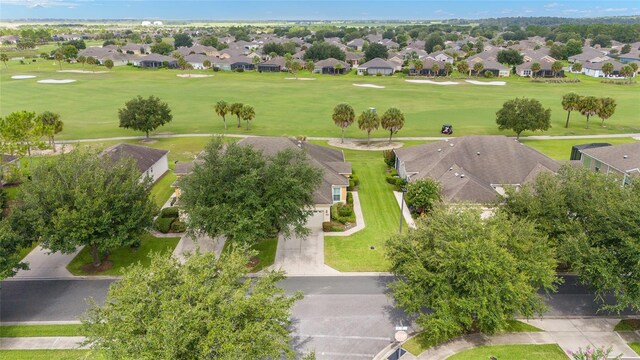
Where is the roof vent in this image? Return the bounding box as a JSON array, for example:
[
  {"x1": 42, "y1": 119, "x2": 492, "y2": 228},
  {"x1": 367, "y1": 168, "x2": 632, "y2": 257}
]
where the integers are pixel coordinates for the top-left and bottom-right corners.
[
  {"x1": 477, "y1": 152, "x2": 480, "y2": 155},
  {"x1": 454, "y1": 172, "x2": 459, "y2": 176},
  {"x1": 449, "y1": 167, "x2": 453, "y2": 171},
  {"x1": 450, "y1": 143, "x2": 454, "y2": 147},
  {"x1": 445, "y1": 139, "x2": 449, "y2": 142},
  {"x1": 623, "y1": 155, "x2": 628, "y2": 159},
  {"x1": 460, "y1": 174, "x2": 465, "y2": 178},
  {"x1": 438, "y1": 148, "x2": 442, "y2": 152}
]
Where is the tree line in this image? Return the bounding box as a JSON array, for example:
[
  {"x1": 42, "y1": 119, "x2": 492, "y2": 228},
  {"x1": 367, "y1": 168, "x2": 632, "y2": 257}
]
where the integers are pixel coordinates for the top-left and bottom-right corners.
[{"x1": 332, "y1": 104, "x2": 405, "y2": 145}]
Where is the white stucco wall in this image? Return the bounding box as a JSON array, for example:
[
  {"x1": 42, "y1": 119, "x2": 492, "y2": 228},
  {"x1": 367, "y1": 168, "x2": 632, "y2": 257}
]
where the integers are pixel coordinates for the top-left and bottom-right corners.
[{"x1": 142, "y1": 154, "x2": 169, "y2": 184}]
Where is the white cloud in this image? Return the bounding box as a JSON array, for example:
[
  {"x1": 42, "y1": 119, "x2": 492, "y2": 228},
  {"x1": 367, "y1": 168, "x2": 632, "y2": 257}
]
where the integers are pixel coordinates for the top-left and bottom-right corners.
[
  {"x1": 544, "y1": 2, "x2": 559, "y2": 8},
  {"x1": 604, "y1": 8, "x2": 628, "y2": 12},
  {"x1": 2, "y1": 0, "x2": 88, "y2": 8}
]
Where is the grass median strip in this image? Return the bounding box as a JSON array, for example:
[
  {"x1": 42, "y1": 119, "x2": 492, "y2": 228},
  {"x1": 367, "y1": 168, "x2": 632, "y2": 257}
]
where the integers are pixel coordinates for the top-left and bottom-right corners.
[
  {"x1": 0, "y1": 324, "x2": 83, "y2": 337},
  {"x1": 448, "y1": 344, "x2": 566, "y2": 360},
  {"x1": 0, "y1": 350, "x2": 102, "y2": 360}
]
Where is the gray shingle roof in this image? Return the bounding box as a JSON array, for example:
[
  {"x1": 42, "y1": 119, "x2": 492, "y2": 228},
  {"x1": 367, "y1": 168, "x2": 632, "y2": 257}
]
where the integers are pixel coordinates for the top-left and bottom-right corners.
[
  {"x1": 581, "y1": 142, "x2": 640, "y2": 173},
  {"x1": 358, "y1": 57, "x2": 394, "y2": 69},
  {"x1": 100, "y1": 143, "x2": 168, "y2": 173}
]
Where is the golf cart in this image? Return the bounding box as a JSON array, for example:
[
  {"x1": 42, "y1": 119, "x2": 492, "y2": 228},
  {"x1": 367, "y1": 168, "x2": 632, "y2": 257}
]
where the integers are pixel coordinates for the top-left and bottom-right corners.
[{"x1": 441, "y1": 124, "x2": 453, "y2": 135}]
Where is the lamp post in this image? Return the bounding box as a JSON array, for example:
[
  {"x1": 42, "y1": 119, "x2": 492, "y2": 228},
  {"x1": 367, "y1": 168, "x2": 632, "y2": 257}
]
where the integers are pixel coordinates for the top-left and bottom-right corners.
[{"x1": 399, "y1": 187, "x2": 407, "y2": 234}]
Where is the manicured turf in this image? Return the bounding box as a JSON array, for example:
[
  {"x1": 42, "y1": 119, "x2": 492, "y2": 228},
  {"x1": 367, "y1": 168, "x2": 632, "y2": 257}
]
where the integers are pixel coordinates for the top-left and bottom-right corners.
[
  {"x1": 0, "y1": 350, "x2": 101, "y2": 360},
  {"x1": 222, "y1": 237, "x2": 278, "y2": 272},
  {"x1": 324, "y1": 147, "x2": 406, "y2": 272},
  {"x1": 521, "y1": 137, "x2": 639, "y2": 160},
  {"x1": 629, "y1": 342, "x2": 640, "y2": 354},
  {"x1": 447, "y1": 344, "x2": 567, "y2": 359},
  {"x1": 66, "y1": 233, "x2": 180, "y2": 276},
  {"x1": 0, "y1": 324, "x2": 83, "y2": 337},
  {"x1": 150, "y1": 170, "x2": 177, "y2": 208},
  {"x1": 2, "y1": 63, "x2": 638, "y2": 140},
  {"x1": 614, "y1": 319, "x2": 640, "y2": 331}
]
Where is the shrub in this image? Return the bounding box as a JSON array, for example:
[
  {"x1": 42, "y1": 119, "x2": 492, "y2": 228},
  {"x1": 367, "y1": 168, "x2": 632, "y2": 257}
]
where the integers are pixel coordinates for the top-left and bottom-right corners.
[
  {"x1": 235, "y1": 68, "x2": 244, "y2": 72},
  {"x1": 331, "y1": 203, "x2": 355, "y2": 224},
  {"x1": 346, "y1": 192, "x2": 353, "y2": 205},
  {"x1": 322, "y1": 221, "x2": 344, "y2": 232},
  {"x1": 348, "y1": 178, "x2": 355, "y2": 191},
  {"x1": 484, "y1": 70, "x2": 494, "y2": 78},
  {"x1": 376, "y1": 72, "x2": 383, "y2": 76},
  {"x1": 170, "y1": 220, "x2": 187, "y2": 233},
  {"x1": 405, "y1": 178, "x2": 442, "y2": 216},
  {"x1": 0, "y1": 187, "x2": 7, "y2": 211},
  {"x1": 386, "y1": 174, "x2": 403, "y2": 187},
  {"x1": 160, "y1": 206, "x2": 179, "y2": 218},
  {"x1": 351, "y1": 174, "x2": 359, "y2": 186},
  {"x1": 3, "y1": 165, "x2": 23, "y2": 185},
  {"x1": 154, "y1": 217, "x2": 173, "y2": 233},
  {"x1": 383, "y1": 149, "x2": 396, "y2": 167}
]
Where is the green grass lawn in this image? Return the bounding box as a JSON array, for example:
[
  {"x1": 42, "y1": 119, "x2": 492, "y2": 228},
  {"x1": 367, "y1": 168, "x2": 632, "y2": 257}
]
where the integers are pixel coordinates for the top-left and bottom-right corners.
[
  {"x1": 614, "y1": 319, "x2": 640, "y2": 331},
  {"x1": 521, "y1": 137, "x2": 639, "y2": 160},
  {"x1": 0, "y1": 350, "x2": 102, "y2": 360},
  {"x1": 222, "y1": 237, "x2": 278, "y2": 272},
  {"x1": 629, "y1": 342, "x2": 640, "y2": 354},
  {"x1": 447, "y1": 344, "x2": 567, "y2": 360},
  {"x1": 0, "y1": 324, "x2": 83, "y2": 337},
  {"x1": 1, "y1": 63, "x2": 638, "y2": 140},
  {"x1": 150, "y1": 171, "x2": 177, "y2": 208},
  {"x1": 324, "y1": 148, "x2": 406, "y2": 272},
  {"x1": 402, "y1": 320, "x2": 541, "y2": 356},
  {"x1": 66, "y1": 233, "x2": 180, "y2": 276}
]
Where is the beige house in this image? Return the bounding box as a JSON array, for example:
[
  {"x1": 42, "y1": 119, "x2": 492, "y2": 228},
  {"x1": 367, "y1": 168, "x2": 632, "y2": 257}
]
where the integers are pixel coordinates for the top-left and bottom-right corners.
[{"x1": 579, "y1": 142, "x2": 640, "y2": 185}]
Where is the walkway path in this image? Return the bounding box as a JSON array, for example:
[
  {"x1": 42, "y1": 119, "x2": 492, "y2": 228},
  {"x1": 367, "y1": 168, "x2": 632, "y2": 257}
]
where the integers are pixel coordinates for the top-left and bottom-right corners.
[
  {"x1": 0, "y1": 336, "x2": 87, "y2": 350},
  {"x1": 392, "y1": 191, "x2": 416, "y2": 230},
  {"x1": 12, "y1": 246, "x2": 81, "y2": 280},
  {"x1": 172, "y1": 233, "x2": 225, "y2": 264},
  {"x1": 324, "y1": 192, "x2": 365, "y2": 236}
]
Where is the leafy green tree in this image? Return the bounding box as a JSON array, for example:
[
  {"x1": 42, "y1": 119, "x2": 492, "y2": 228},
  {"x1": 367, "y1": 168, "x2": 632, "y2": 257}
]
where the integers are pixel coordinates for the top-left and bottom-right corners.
[
  {"x1": 530, "y1": 62, "x2": 541, "y2": 78},
  {"x1": 456, "y1": 61, "x2": 469, "y2": 76},
  {"x1": 240, "y1": 105, "x2": 255, "y2": 130},
  {"x1": 561, "y1": 92, "x2": 581, "y2": 128},
  {"x1": 104, "y1": 59, "x2": 114, "y2": 70},
  {"x1": 596, "y1": 97, "x2": 616, "y2": 127},
  {"x1": 565, "y1": 39, "x2": 583, "y2": 58},
  {"x1": 0, "y1": 218, "x2": 30, "y2": 279},
  {"x1": 82, "y1": 250, "x2": 302, "y2": 359},
  {"x1": 473, "y1": 61, "x2": 484, "y2": 77},
  {"x1": 332, "y1": 103, "x2": 356, "y2": 144},
  {"x1": 601, "y1": 62, "x2": 614, "y2": 77},
  {"x1": 302, "y1": 42, "x2": 346, "y2": 61},
  {"x1": 37, "y1": 111, "x2": 63, "y2": 151},
  {"x1": 78, "y1": 55, "x2": 87, "y2": 69},
  {"x1": 229, "y1": 102, "x2": 244, "y2": 128},
  {"x1": 496, "y1": 49, "x2": 524, "y2": 66},
  {"x1": 180, "y1": 138, "x2": 322, "y2": 245},
  {"x1": 380, "y1": 107, "x2": 405, "y2": 143},
  {"x1": 214, "y1": 100, "x2": 229, "y2": 130},
  {"x1": 173, "y1": 33, "x2": 193, "y2": 49},
  {"x1": 0, "y1": 53, "x2": 8, "y2": 67},
  {"x1": 551, "y1": 61, "x2": 564, "y2": 77},
  {"x1": 424, "y1": 33, "x2": 445, "y2": 53},
  {"x1": 305, "y1": 60, "x2": 315, "y2": 73},
  {"x1": 571, "y1": 62, "x2": 583, "y2": 73},
  {"x1": 11, "y1": 150, "x2": 155, "y2": 267},
  {"x1": 404, "y1": 178, "x2": 441, "y2": 216},
  {"x1": 496, "y1": 97, "x2": 551, "y2": 139},
  {"x1": 203, "y1": 59, "x2": 211, "y2": 69},
  {"x1": 364, "y1": 43, "x2": 389, "y2": 62},
  {"x1": 151, "y1": 42, "x2": 173, "y2": 55},
  {"x1": 500, "y1": 165, "x2": 640, "y2": 313},
  {"x1": 578, "y1": 96, "x2": 599, "y2": 128},
  {"x1": 621, "y1": 44, "x2": 631, "y2": 54},
  {"x1": 0, "y1": 111, "x2": 42, "y2": 157},
  {"x1": 386, "y1": 208, "x2": 557, "y2": 344},
  {"x1": 86, "y1": 56, "x2": 96, "y2": 67},
  {"x1": 118, "y1": 95, "x2": 173, "y2": 138},
  {"x1": 357, "y1": 108, "x2": 380, "y2": 147}
]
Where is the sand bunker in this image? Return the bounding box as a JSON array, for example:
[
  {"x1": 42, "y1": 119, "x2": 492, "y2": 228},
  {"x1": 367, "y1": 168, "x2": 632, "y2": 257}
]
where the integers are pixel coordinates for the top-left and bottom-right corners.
[
  {"x1": 37, "y1": 79, "x2": 76, "y2": 84},
  {"x1": 405, "y1": 79, "x2": 459, "y2": 85},
  {"x1": 57, "y1": 70, "x2": 109, "y2": 74},
  {"x1": 177, "y1": 74, "x2": 213, "y2": 78},
  {"x1": 285, "y1": 77, "x2": 316, "y2": 80},
  {"x1": 465, "y1": 80, "x2": 506, "y2": 86},
  {"x1": 11, "y1": 75, "x2": 37, "y2": 79},
  {"x1": 353, "y1": 83, "x2": 385, "y2": 89}
]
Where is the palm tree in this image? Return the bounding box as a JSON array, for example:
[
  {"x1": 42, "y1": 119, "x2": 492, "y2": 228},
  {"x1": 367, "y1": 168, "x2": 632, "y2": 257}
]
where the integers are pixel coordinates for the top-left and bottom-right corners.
[
  {"x1": 86, "y1": 56, "x2": 96, "y2": 70},
  {"x1": 456, "y1": 61, "x2": 469, "y2": 77},
  {"x1": 601, "y1": 62, "x2": 614, "y2": 77},
  {"x1": 358, "y1": 109, "x2": 380, "y2": 147},
  {"x1": 551, "y1": 61, "x2": 563, "y2": 78},
  {"x1": 561, "y1": 93, "x2": 581, "y2": 128},
  {"x1": 571, "y1": 62, "x2": 583, "y2": 78},
  {"x1": 596, "y1": 97, "x2": 616, "y2": 127},
  {"x1": 380, "y1": 108, "x2": 405, "y2": 143},
  {"x1": 413, "y1": 60, "x2": 423, "y2": 76},
  {"x1": 473, "y1": 61, "x2": 484, "y2": 77},
  {"x1": 619, "y1": 65, "x2": 633, "y2": 79},
  {"x1": 37, "y1": 111, "x2": 63, "y2": 151},
  {"x1": 203, "y1": 59, "x2": 211, "y2": 69},
  {"x1": 333, "y1": 63, "x2": 344, "y2": 75},
  {"x1": 431, "y1": 63, "x2": 440, "y2": 77},
  {"x1": 332, "y1": 103, "x2": 355, "y2": 143},
  {"x1": 252, "y1": 55, "x2": 261, "y2": 71},
  {"x1": 215, "y1": 100, "x2": 229, "y2": 130},
  {"x1": 578, "y1": 96, "x2": 599, "y2": 129},
  {"x1": 629, "y1": 62, "x2": 638, "y2": 74},
  {"x1": 530, "y1": 62, "x2": 541, "y2": 78},
  {"x1": 444, "y1": 62, "x2": 453, "y2": 76},
  {"x1": 240, "y1": 105, "x2": 255, "y2": 130},
  {"x1": 0, "y1": 53, "x2": 8, "y2": 67},
  {"x1": 229, "y1": 102, "x2": 243, "y2": 128},
  {"x1": 305, "y1": 60, "x2": 315, "y2": 74},
  {"x1": 54, "y1": 50, "x2": 64, "y2": 70},
  {"x1": 77, "y1": 55, "x2": 86, "y2": 69}
]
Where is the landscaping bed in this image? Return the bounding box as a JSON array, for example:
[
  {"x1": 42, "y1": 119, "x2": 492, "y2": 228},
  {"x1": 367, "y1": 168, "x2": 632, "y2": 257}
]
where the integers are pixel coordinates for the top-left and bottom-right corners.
[
  {"x1": 323, "y1": 192, "x2": 356, "y2": 232},
  {"x1": 153, "y1": 206, "x2": 186, "y2": 234}
]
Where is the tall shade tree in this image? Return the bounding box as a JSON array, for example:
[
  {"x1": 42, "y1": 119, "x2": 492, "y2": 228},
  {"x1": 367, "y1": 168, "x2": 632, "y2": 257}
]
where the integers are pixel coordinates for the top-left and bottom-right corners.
[
  {"x1": 530, "y1": 62, "x2": 541, "y2": 78},
  {"x1": 83, "y1": 251, "x2": 302, "y2": 359},
  {"x1": 118, "y1": 95, "x2": 173, "y2": 139},
  {"x1": 596, "y1": 97, "x2": 616, "y2": 127},
  {"x1": 214, "y1": 100, "x2": 229, "y2": 130},
  {"x1": 0, "y1": 53, "x2": 8, "y2": 67},
  {"x1": 405, "y1": 179, "x2": 441, "y2": 216},
  {"x1": 380, "y1": 107, "x2": 405, "y2": 143},
  {"x1": 37, "y1": 111, "x2": 63, "y2": 151},
  {"x1": 10, "y1": 150, "x2": 155, "y2": 267},
  {"x1": 500, "y1": 165, "x2": 640, "y2": 313},
  {"x1": 229, "y1": 102, "x2": 244, "y2": 128},
  {"x1": 578, "y1": 96, "x2": 599, "y2": 129},
  {"x1": 0, "y1": 218, "x2": 30, "y2": 280},
  {"x1": 496, "y1": 49, "x2": 524, "y2": 65},
  {"x1": 305, "y1": 60, "x2": 315, "y2": 73},
  {"x1": 561, "y1": 92, "x2": 581, "y2": 128},
  {"x1": 551, "y1": 61, "x2": 564, "y2": 77},
  {"x1": 180, "y1": 138, "x2": 322, "y2": 245},
  {"x1": 456, "y1": 61, "x2": 469, "y2": 76},
  {"x1": 0, "y1": 111, "x2": 42, "y2": 157},
  {"x1": 357, "y1": 108, "x2": 380, "y2": 147},
  {"x1": 495, "y1": 97, "x2": 551, "y2": 139},
  {"x1": 473, "y1": 61, "x2": 484, "y2": 76},
  {"x1": 240, "y1": 105, "x2": 255, "y2": 130},
  {"x1": 332, "y1": 103, "x2": 356, "y2": 144},
  {"x1": 601, "y1": 62, "x2": 614, "y2": 77},
  {"x1": 386, "y1": 208, "x2": 558, "y2": 344}
]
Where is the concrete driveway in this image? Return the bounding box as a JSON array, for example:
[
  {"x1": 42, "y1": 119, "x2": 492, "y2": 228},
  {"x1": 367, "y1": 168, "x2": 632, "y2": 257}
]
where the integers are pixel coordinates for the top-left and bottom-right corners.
[
  {"x1": 12, "y1": 246, "x2": 81, "y2": 279},
  {"x1": 272, "y1": 211, "x2": 339, "y2": 275}
]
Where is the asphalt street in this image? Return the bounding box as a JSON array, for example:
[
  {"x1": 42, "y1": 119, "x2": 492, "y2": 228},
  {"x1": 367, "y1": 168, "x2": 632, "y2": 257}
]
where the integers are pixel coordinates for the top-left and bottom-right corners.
[{"x1": 1, "y1": 275, "x2": 636, "y2": 359}]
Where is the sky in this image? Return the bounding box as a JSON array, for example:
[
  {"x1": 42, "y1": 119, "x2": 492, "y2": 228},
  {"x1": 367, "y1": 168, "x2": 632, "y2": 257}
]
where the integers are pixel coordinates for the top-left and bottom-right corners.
[{"x1": 0, "y1": 0, "x2": 638, "y2": 20}]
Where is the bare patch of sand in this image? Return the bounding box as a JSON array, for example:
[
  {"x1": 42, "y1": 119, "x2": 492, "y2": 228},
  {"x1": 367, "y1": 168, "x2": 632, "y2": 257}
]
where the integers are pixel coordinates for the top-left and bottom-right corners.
[
  {"x1": 177, "y1": 74, "x2": 213, "y2": 78},
  {"x1": 327, "y1": 139, "x2": 403, "y2": 150},
  {"x1": 57, "y1": 70, "x2": 109, "y2": 74},
  {"x1": 353, "y1": 83, "x2": 385, "y2": 89},
  {"x1": 465, "y1": 80, "x2": 506, "y2": 86},
  {"x1": 285, "y1": 77, "x2": 316, "y2": 80},
  {"x1": 11, "y1": 75, "x2": 37, "y2": 79},
  {"x1": 405, "y1": 79, "x2": 459, "y2": 85},
  {"x1": 30, "y1": 144, "x2": 74, "y2": 155},
  {"x1": 38, "y1": 79, "x2": 76, "y2": 84}
]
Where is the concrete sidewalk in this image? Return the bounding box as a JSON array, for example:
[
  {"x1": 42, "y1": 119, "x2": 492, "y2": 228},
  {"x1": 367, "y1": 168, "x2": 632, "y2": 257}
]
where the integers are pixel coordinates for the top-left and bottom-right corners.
[
  {"x1": 393, "y1": 191, "x2": 416, "y2": 230},
  {"x1": 0, "y1": 336, "x2": 87, "y2": 350},
  {"x1": 12, "y1": 246, "x2": 82, "y2": 280}
]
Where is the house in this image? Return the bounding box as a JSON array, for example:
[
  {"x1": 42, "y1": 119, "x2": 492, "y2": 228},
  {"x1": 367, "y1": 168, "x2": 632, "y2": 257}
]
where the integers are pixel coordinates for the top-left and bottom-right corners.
[
  {"x1": 427, "y1": 51, "x2": 454, "y2": 64},
  {"x1": 345, "y1": 51, "x2": 365, "y2": 67},
  {"x1": 314, "y1": 58, "x2": 350, "y2": 74},
  {"x1": 184, "y1": 54, "x2": 213, "y2": 69},
  {"x1": 393, "y1": 136, "x2": 560, "y2": 203},
  {"x1": 121, "y1": 43, "x2": 148, "y2": 55},
  {"x1": 467, "y1": 59, "x2": 510, "y2": 77},
  {"x1": 581, "y1": 60, "x2": 629, "y2": 78},
  {"x1": 578, "y1": 142, "x2": 640, "y2": 185},
  {"x1": 138, "y1": 54, "x2": 177, "y2": 68},
  {"x1": 409, "y1": 58, "x2": 446, "y2": 76},
  {"x1": 100, "y1": 144, "x2": 169, "y2": 184},
  {"x1": 357, "y1": 58, "x2": 395, "y2": 75},
  {"x1": 515, "y1": 59, "x2": 564, "y2": 78},
  {"x1": 347, "y1": 38, "x2": 365, "y2": 51},
  {"x1": 258, "y1": 56, "x2": 286, "y2": 72},
  {"x1": 237, "y1": 137, "x2": 352, "y2": 221},
  {"x1": 228, "y1": 55, "x2": 255, "y2": 71},
  {"x1": 380, "y1": 39, "x2": 399, "y2": 50},
  {"x1": 0, "y1": 35, "x2": 19, "y2": 44},
  {"x1": 568, "y1": 46, "x2": 609, "y2": 64}
]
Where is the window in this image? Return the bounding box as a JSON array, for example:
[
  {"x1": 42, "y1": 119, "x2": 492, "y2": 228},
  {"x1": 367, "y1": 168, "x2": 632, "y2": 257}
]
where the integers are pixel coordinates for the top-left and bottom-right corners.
[
  {"x1": 332, "y1": 187, "x2": 341, "y2": 202},
  {"x1": 594, "y1": 160, "x2": 601, "y2": 172}
]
